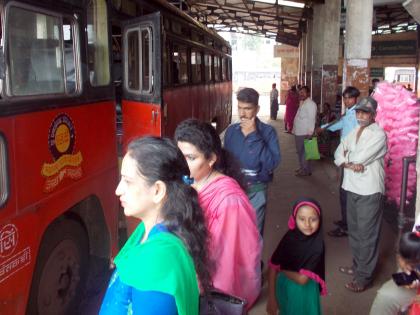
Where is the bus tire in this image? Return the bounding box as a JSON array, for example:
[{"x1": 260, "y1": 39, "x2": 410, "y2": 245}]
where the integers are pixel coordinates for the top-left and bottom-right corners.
[{"x1": 26, "y1": 219, "x2": 89, "y2": 315}]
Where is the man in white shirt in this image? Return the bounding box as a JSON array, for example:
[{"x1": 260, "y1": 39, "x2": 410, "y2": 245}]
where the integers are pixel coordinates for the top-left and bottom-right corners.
[
  {"x1": 270, "y1": 83, "x2": 279, "y2": 120},
  {"x1": 292, "y1": 86, "x2": 317, "y2": 176},
  {"x1": 334, "y1": 96, "x2": 387, "y2": 292}
]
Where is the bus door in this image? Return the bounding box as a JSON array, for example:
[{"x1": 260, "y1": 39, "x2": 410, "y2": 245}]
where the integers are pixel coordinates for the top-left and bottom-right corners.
[{"x1": 121, "y1": 12, "x2": 162, "y2": 150}]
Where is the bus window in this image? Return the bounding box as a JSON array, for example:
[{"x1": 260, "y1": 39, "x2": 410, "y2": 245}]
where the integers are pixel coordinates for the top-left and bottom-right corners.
[
  {"x1": 191, "y1": 31, "x2": 204, "y2": 44},
  {"x1": 221, "y1": 57, "x2": 227, "y2": 81},
  {"x1": 126, "y1": 30, "x2": 140, "y2": 90},
  {"x1": 163, "y1": 17, "x2": 170, "y2": 32},
  {"x1": 87, "y1": 0, "x2": 110, "y2": 86},
  {"x1": 172, "y1": 20, "x2": 189, "y2": 37},
  {"x1": 172, "y1": 44, "x2": 188, "y2": 84},
  {"x1": 0, "y1": 135, "x2": 8, "y2": 207},
  {"x1": 206, "y1": 37, "x2": 213, "y2": 48},
  {"x1": 6, "y1": 6, "x2": 80, "y2": 96},
  {"x1": 191, "y1": 49, "x2": 202, "y2": 84},
  {"x1": 141, "y1": 28, "x2": 151, "y2": 93},
  {"x1": 204, "y1": 53, "x2": 212, "y2": 82},
  {"x1": 214, "y1": 56, "x2": 220, "y2": 82},
  {"x1": 172, "y1": 21, "x2": 182, "y2": 34},
  {"x1": 63, "y1": 18, "x2": 78, "y2": 94},
  {"x1": 227, "y1": 58, "x2": 232, "y2": 80},
  {"x1": 125, "y1": 26, "x2": 153, "y2": 93}
]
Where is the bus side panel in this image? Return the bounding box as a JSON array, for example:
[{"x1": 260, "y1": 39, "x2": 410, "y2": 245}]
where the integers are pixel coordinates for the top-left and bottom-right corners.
[
  {"x1": 15, "y1": 102, "x2": 118, "y2": 212},
  {"x1": 0, "y1": 118, "x2": 16, "y2": 221},
  {"x1": 0, "y1": 102, "x2": 120, "y2": 314},
  {"x1": 167, "y1": 82, "x2": 232, "y2": 133},
  {"x1": 190, "y1": 85, "x2": 206, "y2": 121},
  {"x1": 0, "y1": 211, "x2": 40, "y2": 314},
  {"x1": 162, "y1": 87, "x2": 193, "y2": 137},
  {"x1": 200, "y1": 84, "x2": 211, "y2": 122},
  {"x1": 0, "y1": 118, "x2": 28, "y2": 315},
  {"x1": 122, "y1": 100, "x2": 161, "y2": 149}
]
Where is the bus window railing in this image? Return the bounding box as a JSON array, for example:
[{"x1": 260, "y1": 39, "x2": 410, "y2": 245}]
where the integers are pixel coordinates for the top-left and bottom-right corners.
[{"x1": 0, "y1": 134, "x2": 9, "y2": 208}]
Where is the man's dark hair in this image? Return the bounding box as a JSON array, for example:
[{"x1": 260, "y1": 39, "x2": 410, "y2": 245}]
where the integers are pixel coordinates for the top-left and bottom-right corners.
[
  {"x1": 342, "y1": 86, "x2": 360, "y2": 98},
  {"x1": 300, "y1": 85, "x2": 310, "y2": 94},
  {"x1": 237, "y1": 87, "x2": 259, "y2": 106}
]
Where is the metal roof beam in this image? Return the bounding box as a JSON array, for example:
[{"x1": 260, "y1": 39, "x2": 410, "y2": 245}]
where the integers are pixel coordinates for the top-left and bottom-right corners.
[{"x1": 193, "y1": 2, "x2": 303, "y2": 21}]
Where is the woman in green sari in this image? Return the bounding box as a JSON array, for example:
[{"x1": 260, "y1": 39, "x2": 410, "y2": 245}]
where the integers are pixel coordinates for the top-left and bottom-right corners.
[{"x1": 100, "y1": 137, "x2": 212, "y2": 315}]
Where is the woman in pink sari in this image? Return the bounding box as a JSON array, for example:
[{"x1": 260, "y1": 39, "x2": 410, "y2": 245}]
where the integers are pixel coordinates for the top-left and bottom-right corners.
[
  {"x1": 175, "y1": 119, "x2": 262, "y2": 309},
  {"x1": 284, "y1": 85, "x2": 299, "y2": 133}
]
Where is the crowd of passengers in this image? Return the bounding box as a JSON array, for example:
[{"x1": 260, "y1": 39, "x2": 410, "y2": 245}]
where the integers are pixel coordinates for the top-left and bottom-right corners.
[{"x1": 98, "y1": 87, "x2": 420, "y2": 315}]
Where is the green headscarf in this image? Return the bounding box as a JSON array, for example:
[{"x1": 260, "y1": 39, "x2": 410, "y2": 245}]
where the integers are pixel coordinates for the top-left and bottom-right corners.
[{"x1": 114, "y1": 222, "x2": 199, "y2": 315}]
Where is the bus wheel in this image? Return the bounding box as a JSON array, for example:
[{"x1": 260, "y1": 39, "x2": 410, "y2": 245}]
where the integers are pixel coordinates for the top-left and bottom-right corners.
[{"x1": 26, "y1": 219, "x2": 89, "y2": 315}]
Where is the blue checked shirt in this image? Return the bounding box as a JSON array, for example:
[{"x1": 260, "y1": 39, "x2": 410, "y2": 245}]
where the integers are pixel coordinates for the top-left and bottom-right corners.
[{"x1": 321, "y1": 105, "x2": 358, "y2": 140}]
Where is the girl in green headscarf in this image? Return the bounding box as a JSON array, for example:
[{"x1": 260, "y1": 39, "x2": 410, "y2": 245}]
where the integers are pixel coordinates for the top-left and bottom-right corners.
[{"x1": 100, "y1": 137, "x2": 212, "y2": 315}]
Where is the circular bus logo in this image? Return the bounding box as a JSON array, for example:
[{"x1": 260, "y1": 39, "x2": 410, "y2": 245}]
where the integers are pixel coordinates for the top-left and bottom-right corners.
[
  {"x1": 0, "y1": 224, "x2": 18, "y2": 258},
  {"x1": 48, "y1": 114, "x2": 76, "y2": 160}
]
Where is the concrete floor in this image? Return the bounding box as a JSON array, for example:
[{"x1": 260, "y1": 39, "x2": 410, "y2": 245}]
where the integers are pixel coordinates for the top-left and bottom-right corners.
[
  {"x1": 82, "y1": 105, "x2": 399, "y2": 314},
  {"x1": 248, "y1": 107, "x2": 398, "y2": 315}
]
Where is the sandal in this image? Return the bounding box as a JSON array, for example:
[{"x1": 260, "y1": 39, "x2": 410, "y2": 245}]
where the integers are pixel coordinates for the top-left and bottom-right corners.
[
  {"x1": 345, "y1": 281, "x2": 369, "y2": 293},
  {"x1": 334, "y1": 220, "x2": 345, "y2": 227},
  {"x1": 328, "y1": 227, "x2": 347, "y2": 237},
  {"x1": 339, "y1": 266, "x2": 355, "y2": 275},
  {"x1": 295, "y1": 170, "x2": 312, "y2": 177}
]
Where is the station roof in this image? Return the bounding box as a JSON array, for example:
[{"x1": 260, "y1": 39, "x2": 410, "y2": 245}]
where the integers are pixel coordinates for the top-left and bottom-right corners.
[
  {"x1": 373, "y1": 3, "x2": 418, "y2": 35},
  {"x1": 169, "y1": 0, "x2": 417, "y2": 46}
]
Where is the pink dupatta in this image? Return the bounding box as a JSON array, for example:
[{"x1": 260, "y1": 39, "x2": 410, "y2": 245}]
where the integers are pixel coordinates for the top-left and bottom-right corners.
[{"x1": 199, "y1": 175, "x2": 262, "y2": 308}]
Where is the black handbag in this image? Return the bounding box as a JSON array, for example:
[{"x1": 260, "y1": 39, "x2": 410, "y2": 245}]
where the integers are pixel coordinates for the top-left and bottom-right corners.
[{"x1": 199, "y1": 290, "x2": 247, "y2": 315}]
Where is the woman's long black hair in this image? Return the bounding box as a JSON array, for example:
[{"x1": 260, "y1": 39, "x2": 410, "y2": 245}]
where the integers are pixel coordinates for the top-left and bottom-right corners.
[
  {"x1": 174, "y1": 118, "x2": 246, "y2": 189},
  {"x1": 127, "y1": 136, "x2": 213, "y2": 291}
]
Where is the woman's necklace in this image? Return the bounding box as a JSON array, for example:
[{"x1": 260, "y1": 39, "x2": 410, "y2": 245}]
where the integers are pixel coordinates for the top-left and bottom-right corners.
[{"x1": 194, "y1": 170, "x2": 214, "y2": 190}]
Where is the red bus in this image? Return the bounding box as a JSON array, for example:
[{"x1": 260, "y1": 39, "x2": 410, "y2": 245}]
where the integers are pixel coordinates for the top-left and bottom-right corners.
[
  {"x1": 0, "y1": 0, "x2": 232, "y2": 314},
  {"x1": 115, "y1": 0, "x2": 233, "y2": 144}
]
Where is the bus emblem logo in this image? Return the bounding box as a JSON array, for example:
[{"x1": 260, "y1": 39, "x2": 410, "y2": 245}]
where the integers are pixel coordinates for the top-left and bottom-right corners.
[
  {"x1": 41, "y1": 113, "x2": 84, "y2": 193},
  {"x1": 0, "y1": 224, "x2": 18, "y2": 258}
]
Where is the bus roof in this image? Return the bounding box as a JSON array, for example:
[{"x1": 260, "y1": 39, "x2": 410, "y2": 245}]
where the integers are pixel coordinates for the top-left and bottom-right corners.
[{"x1": 151, "y1": 0, "x2": 231, "y2": 48}]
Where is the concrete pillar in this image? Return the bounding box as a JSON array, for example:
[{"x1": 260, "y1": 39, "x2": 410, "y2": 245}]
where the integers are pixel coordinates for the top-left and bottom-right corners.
[
  {"x1": 311, "y1": 1, "x2": 341, "y2": 108},
  {"x1": 278, "y1": 45, "x2": 300, "y2": 104},
  {"x1": 320, "y1": 0, "x2": 341, "y2": 109},
  {"x1": 300, "y1": 33, "x2": 307, "y2": 84},
  {"x1": 343, "y1": 0, "x2": 373, "y2": 97},
  {"x1": 311, "y1": 4, "x2": 324, "y2": 104},
  {"x1": 280, "y1": 56, "x2": 299, "y2": 103},
  {"x1": 305, "y1": 19, "x2": 313, "y2": 90},
  {"x1": 298, "y1": 40, "x2": 304, "y2": 84}
]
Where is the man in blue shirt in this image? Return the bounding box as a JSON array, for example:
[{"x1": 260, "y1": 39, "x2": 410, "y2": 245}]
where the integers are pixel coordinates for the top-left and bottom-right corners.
[
  {"x1": 224, "y1": 87, "x2": 281, "y2": 237},
  {"x1": 317, "y1": 86, "x2": 360, "y2": 237}
]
